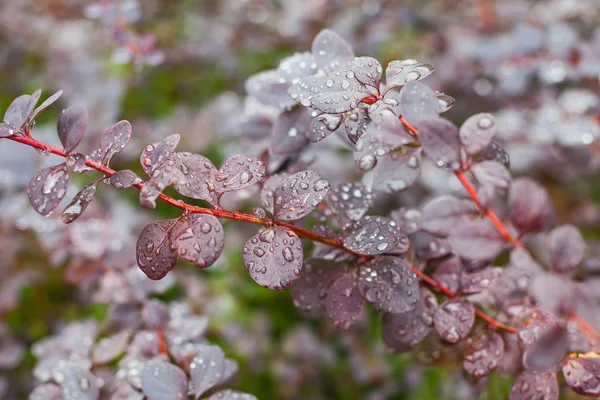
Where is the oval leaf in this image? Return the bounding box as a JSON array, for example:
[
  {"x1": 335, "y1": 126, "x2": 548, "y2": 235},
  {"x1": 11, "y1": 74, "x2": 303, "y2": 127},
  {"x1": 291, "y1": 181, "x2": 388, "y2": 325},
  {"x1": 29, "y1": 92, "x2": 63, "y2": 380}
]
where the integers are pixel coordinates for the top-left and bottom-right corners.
[
  {"x1": 311, "y1": 29, "x2": 354, "y2": 72},
  {"x1": 108, "y1": 170, "x2": 142, "y2": 189},
  {"x1": 214, "y1": 155, "x2": 265, "y2": 194},
  {"x1": 141, "y1": 362, "x2": 188, "y2": 400},
  {"x1": 28, "y1": 164, "x2": 71, "y2": 216},
  {"x1": 547, "y1": 224, "x2": 585, "y2": 275},
  {"x1": 190, "y1": 344, "x2": 238, "y2": 398},
  {"x1": 57, "y1": 106, "x2": 88, "y2": 153},
  {"x1": 169, "y1": 214, "x2": 224, "y2": 268},
  {"x1": 508, "y1": 178, "x2": 554, "y2": 235},
  {"x1": 462, "y1": 331, "x2": 504, "y2": 378},
  {"x1": 414, "y1": 117, "x2": 462, "y2": 170},
  {"x1": 327, "y1": 182, "x2": 374, "y2": 226},
  {"x1": 433, "y1": 299, "x2": 475, "y2": 343},
  {"x1": 508, "y1": 370, "x2": 558, "y2": 400},
  {"x1": 448, "y1": 219, "x2": 504, "y2": 261},
  {"x1": 273, "y1": 170, "x2": 330, "y2": 221},
  {"x1": 342, "y1": 216, "x2": 401, "y2": 255},
  {"x1": 290, "y1": 259, "x2": 345, "y2": 314},
  {"x1": 136, "y1": 220, "x2": 178, "y2": 280},
  {"x1": 61, "y1": 181, "x2": 98, "y2": 224},
  {"x1": 398, "y1": 81, "x2": 439, "y2": 126},
  {"x1": 326, "y1": 273, "x2": 364, "y2": 330}
]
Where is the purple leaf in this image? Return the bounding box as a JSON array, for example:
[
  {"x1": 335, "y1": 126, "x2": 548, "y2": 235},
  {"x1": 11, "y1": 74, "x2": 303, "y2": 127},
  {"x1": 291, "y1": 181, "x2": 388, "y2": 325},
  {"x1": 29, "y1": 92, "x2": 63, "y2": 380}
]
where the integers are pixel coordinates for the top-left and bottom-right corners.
[
  {"x1": 508, "y1": 370, "x2": 558, "y2": 400},
  {"x1": 136, "y1": 220, "x2": 178, "y2": 280},
  {"x1": 326, "y1": 273, "x2": 364, "y2": 330},
  {"x1": 260, "y1": 173, "x2": 289, "y2": 214},
  {"x1": 0, "y1": 122, "x2": 16, "y2": 137},
  {"x1": 108, "y1": 170, "x2": 142, "y2": 189},
  {"x1": 4, "y1": 93, "x2": 38, "y2": 128},
  {"x1": 563, "y1": 355, "x2": 600, "y2": 397},
  {"x1": 431, "y1": 256, "x2": 462, "y2": 294},
  {"x1": 245, "y1": 70, "x2": 296, "y2": 109},
  {"x1": 350, "y1": 56, "x2": 382, "y2": 88},
  {"x1": 208, "y1": 390, "x2": 258, "y2": 400},
  {"x1": 189, "y1": 344, "x2": 238, "y2": 399},
  {"x1": 100, "y1": 120, "x2": 133, "y2": 165},
  {"x1": 342, "y1": 216, "x2": 401, "y2": 255},
  {"x1": 28, "y1": 164, "x2": 71, "y2": 216},
  {"x1": 372, "y1": 147, "x2": 422, "y2": 193},
  {"x1": 461, "y1": 267, "x2": 502, "y2": 294},
  {"x1": 414, "y1": 117, "x2": 462, "y2": 170},
  {"x1": 141, "y1": 362, "x2": 188, "y2": 400},
  {"x1": 523, "y1": 322, "x2": 568, "y2": 370},
  {"x1": 270, "y1": 107, "x2": 310, "y2": 154},
  {"x1": 357, "y1": 256, "x2": 419, "y2": 313},
  {"x1": 433, "y1": 299, "x2": 475, "y2": 343},
  {"x1": 420, "y1": 195, "x2": 477, "y2": 237},
  {"x1": 311, "y1": 29, "x2": 354, "y2": 72},
  {"x1": 61, "y1": 181, "x2": 98, "y2": 223},
  {"x1": 344, "y1": 107, "x2": 369, "y2": 144},
  {"x1": 278, "y1": 52, "x2": 319, "y2": 80},
  {"x1": 140, "y1": 134, "x2": 181, "y2": 176},
  {"x1": 471, "y1": 160, "x2": 511, "y2": 189},
  {"x1": 172, "y1": 152, "x2": 217, "y2": 204},
  {"x1": 57, "y1": 105, "x2": 88, "y2": 153},
  {"x1": 459, "y1": 113, "x2": 497, "y2": 155},
  {"x1": 307, "y1": 113, "x2": 344, "y2": 143},
  {"x1": 547, "y1": 224, "x2": 585, "y2": 275},
  {"x1": 139, "y1": 163, "x2": 185, "y2": 209},
  {"x1": 30, "y1": 383, "x2": 63, "y2": 400},
  {"x1": 398, "y1": 81, "x2": 439, "y2": 126},
  {"x1": 462, "y1": 331, "x2": 504, "y2": 378},
  {"x1": 448, "y1": 219, "x2": 504, "y2": 261},
  {"x1": 243, "y1": 227, "x2": 303, "y2": 290},
  {"x1": 169, "y1": 214, "x2": 224, "y2": 268},
  {"x1": 252, "y1": 207, "x2": 266, "y2": 220},
  {"x1": 327, "y1": 182, "x2": 374, "y2": 226},
  {"x1": 385, "y1": 59, "x2": 435, "y2": 91},
  {"x1": 65, "y1": 153, "x2": 88, "y2": 173},
  {"x1": 478, "y1": 141, "x2": 510, "y2": 168},
  {"x1": 273, "y1": 170, "x2": 329, "y2": 221},
  {"x1": 290, "y1": 259, "x2": 345, "y2": 314},
  {"x1": 214, "y1": 154, "x2": 265, "y2": 194},
  {"x1": 59, "y1": 365, "x2": 99, "y2": 400},
  {"x1": 508, "y1": 178, "x2": 554, "y2": 235},
  {"x1": 92, "y1": 330, "x2": 131, "y2": 364},
  {"x1": 30, "y1": 90, "x2": 63, "y2": 121}
]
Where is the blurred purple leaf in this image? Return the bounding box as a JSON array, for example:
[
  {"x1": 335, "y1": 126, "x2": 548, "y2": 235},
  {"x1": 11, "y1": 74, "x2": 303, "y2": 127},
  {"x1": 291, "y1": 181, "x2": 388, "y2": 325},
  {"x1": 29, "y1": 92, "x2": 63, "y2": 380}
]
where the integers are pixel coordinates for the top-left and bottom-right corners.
[
  {"x1": 508, "y1": 178, "x2": 554, "y2": 235},
  {"x1": 373, "y1": 147, "x2": 422, "y2": 193},
  {"x1": 420, "y1": 195, "x2": 477, "y2": 237},
  {"x1": 141, "y1": 362, "x2": 188, "y2": 400},
  {"x1": 290, "y1": 259, "x2": 345, "y2": 314},
  {"x1": 398, "y1": 81, "x2": 439, "y2": 126},
  {"x1": 414, "y1": 117, "x2": 462, "y2": 170},
  {"x1": 270, "y1": 107, "x2": 310, "y2": 154},
  {"x1": 448, "y1": 219, "x2": 504, "y2": 261},
  {"x1": 471, "y1": 160, "x2": 511, "y2": 189},
  {"x1": 462, "y1": 331, "x2": 504, "y2": 378},
  {"x1": 433, "y1": 299, "x2": 475, "y2": 343},
  {"x1": 459, "y1": 113, "x2": 497, "y2": 155},
  {"x1": 326, "y1": 273, "x2": 364, "y2": 330},
  {"x1": 547, "y1": 224, "x2": 585, "y2": 275},
  {"x1": 190, "y1": 344, "x2": 238, "y2": 399},
  {"x1": 508, "y1": 370, "x2": 558, "y2": 400},
  {"x1": 311, "y1": 29, "x2": 354, "y2": 72},
  {"x1": 57, "y1": 105, "x2": 88, "y2": 153}
]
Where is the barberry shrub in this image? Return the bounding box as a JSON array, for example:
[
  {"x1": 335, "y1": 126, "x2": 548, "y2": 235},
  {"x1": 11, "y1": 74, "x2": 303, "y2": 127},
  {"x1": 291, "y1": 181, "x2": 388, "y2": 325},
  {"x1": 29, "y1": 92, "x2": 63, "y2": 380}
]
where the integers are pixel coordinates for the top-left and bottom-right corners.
[{"x1": 3, "y1": 28, "x2": 600, "y2": 399}]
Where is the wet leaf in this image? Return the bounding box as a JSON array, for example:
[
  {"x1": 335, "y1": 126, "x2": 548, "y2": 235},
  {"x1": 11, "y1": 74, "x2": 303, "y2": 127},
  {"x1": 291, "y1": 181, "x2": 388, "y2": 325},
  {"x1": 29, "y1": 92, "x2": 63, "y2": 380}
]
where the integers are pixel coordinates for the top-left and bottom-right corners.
[
  {"x1": 459, "y1": 113, "x2": 497, "y2": 155},
  {"x1": 508, "y1": 178, "x2": 554, "y2": 235},
  {"x1": 478, "y1": 141, "x2": 510, "y2": 168},
  {"x1": 108, "y1": 170, "x2": 142, "y2": 189},
  {"x1": 547, "y1": 224, "x2": 585, "y2": 275},
  {"x1": 372, "y1": 147, "x2": 422, "y2": 193},
  {"x1": 61, "y1": 181, "x2": 98, "y2": 224},
  {"x1": 563, "y1": 354, "x2": 600, "y2": 397},
  {"x1": 260, "y1": 173, "x2": 289, "y2": 214},
  {"x1": 290, "y1": 259, "x2": 345, "y2": 314},
  {"x1": 92, "y1": 330, "x2": 131, "y2": 364},
  {"x1": 141, "y1": 362, "x2": 188, "y2": 400},
  {"x1": 169, "y1": 214, "x2": 224, "y2": 268},
  {"x1": 65, "y1": 153, "x2": 88, "y2": 173},
  {"x1": 327, "y1": 182, "x2": 374, "y2": 226},
  {"x1": 208, "y1": 390, "x2": 258, "y2": 400},
  {"x1": 30, "y1": 90, "x2": 63, "y2": 121},
  {"x1": 136, "y1": 220, "x2": 178, "y2": 280},
  {"x1": 431, "y1": 256, "x2": 462, "y2": 294},
  {"x1": 273, "y1": 170, "x2": 329, "y2": 221},
  {"x1": 57, "y1": 105, "x2": 88, "y2": 153},
  {"x1": 172, "y1": 152, "x2": 217, "y2": 204},
  {"x1": 414, "y1": 117, "x2": 462, "y2": 170},
  {"x1": 462, "y1": 331, "x2": 504, "y2": 378},
  {"x1": 28, "y1": 164, "x2": 71, "y2": 216},
  {"x1": 350, "y1": 56, "x2": 382, "y2": 88},
  {"x1": 326, "y1": 273, "x2": 364, "y2": 330},
  {"x1": 344, "y1": 107, "x2": 369, "y2": 144},
  {"x1": 190, "y1": 344, "x2": 238, "y2": 398},
  {"x1": 215, "y1": 154, "x2": 265, "y2": 194},
  {"x1": 311, "y1": 29, "x2": 354, "y2": 72},
  {"x1": 0, "y1": 122, "x2": 16, "y2": 138},
  {"x1": 243, "y1": 227, "x2": 303, "y2": 290},
  {"x1": 140, "y1": 134, "x2": 181, "y2": 176},
  {"x1": 357, "y1": 256, "x2": 419, "y2": 313},
  {"x1": 398, "y1": 81, "x2": 439, "y2": 126},
  {"x1": 385, "y1": 59, "x2": 435, "y2": 90},
  {"x1": 245, "y1": 70, "x2": 296, "y2": 109},
  {"x1": 461, "y1": 267, "x2": 502, "y2": 294},
  {"x1": 139, "y1": 162, "x2": 185, "y2": 209},
  {"x1": 508, "y1": 370, "x2": 558, "y2": 400},
  {"x1": 59, "y1": 365, "x2": 99, "y2": 400},
  {"x1": 100, "y1": 120, "x2": 133, "y2": 165},
  {"x1": 433, "y1": 299, "x2": 475, "y2": 343},
  {"x1": 270, "y1": 107, "x2": 310, "y2": 154},
  {"x1": 307, "y1": 112, "x2": 344, "y2": 143},
  {"x1": 420, "y1": 195, "x2": 476, "y2": 237},
  {"x1": 4, "y1": 93, "x2": 38, "y2": 128},
  {"x1": 523, "y1": 322, "x2": 568, "y2": 371},
  {"x1": 448, "y1": 219, "x2": 504, "y2": 261},
  {"x1": 343, "y1": 216, "x2": 401, "y2": 255},
  {"x1": 471, "y1": 160, "x2": 511, "y2": 189}
]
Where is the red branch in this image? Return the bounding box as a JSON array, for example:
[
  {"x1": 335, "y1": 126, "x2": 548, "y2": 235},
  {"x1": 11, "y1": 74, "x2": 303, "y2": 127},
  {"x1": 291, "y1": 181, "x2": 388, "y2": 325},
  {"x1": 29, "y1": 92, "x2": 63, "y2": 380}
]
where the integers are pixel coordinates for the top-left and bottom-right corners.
[{"x1": 7, "y1": 133, "x2": 515, "y2": 334}]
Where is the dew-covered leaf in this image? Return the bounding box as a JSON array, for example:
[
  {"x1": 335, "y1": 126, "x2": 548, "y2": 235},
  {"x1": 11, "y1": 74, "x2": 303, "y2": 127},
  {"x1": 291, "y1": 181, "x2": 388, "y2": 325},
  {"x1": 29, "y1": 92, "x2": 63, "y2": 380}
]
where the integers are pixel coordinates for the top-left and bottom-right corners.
[
  {"x1": 508, "y1": 178, "x2": 554, "y2": 235},
  {"x1": 290, "y1": 259, "x2": 345, "y2": 314},
  {"x1": 108, "y1": 170, "x2": 142, "y2": 189},
  {"x1": 563, "y1": 354, "x2": 600, "y2": 397},
  {"x1": 508, "y1": 370, "x2": 558, "y2": 400},
  {"x1": 273, "y1": 170, "x2": 329, "y2": 221},
  {"x1": 245, "y1": 70, "x2": 296, "y2": 109},
  {"x1": 420, "y1": 195, "x2": 477, "y2": 237},
  {"x1": 478, "y1": 141, "x2": 510, "y2": 168},
  {"x1": 260, "y1": 173, "x2": 289, "y2": 214},
  {"x1": 99, "y1": 120, "x2": 133, "y2": 165},
  {"x1": 461, "y1": 267, "x2": 502, "y2": 294},
  {"x1": 547, "y1": 224, "x2": 585, "y2": 275},
  {"x1": 398, "y1": 81, "x2": 439, "y2": 126},
  {"x1": 471, "y1": 160, "x2": 511, "y2": 189},
  {"x1": 59, "y1": 365, "x2": 99, "y2": 400},
  {"x1": 140, "y1": 134, "x2": 181, "y2": 176},
  {"x1": 350, "y1": 56, "x2": 382, "y2": 88},
  {"x1": 385, "y1": 59, "x2": 435, "y2": 90},
  {"x1": 30, "y1": 383, "x2": 63, "y2": 400},
  {"x1": 344, "y1": 107, "x2": 369, "y2": 144},
  {"x1": 523, "y1": 322, "x2": 568, "y2": 370},
  {"x1": 373, "y1": 147, "x2": 422, "y2": 193},
  {"x1": 189, "y1": 344, "x2": 238, "y2": 398},
  {"x1": 61, "y1": 181, "x2": 98, "y2": 224},
  {"x1": 141, "y1": 362, "x2": 188, "y2": 400},
  {"x1": 411, "y1": 231, "x2": 452, "y2": 260},
  {"x1": 342, "y1": 216, "x2": 401, "y2": 255},
  {"x1": 252, "y1": 207, "x2": 266, "y2": 220},
  {"x1": 136, "y1": 220, "x2": 178, "y2": 280},
  {"x1": 65, "y1": 153, "x2": 88, "y2": 173},
  {"x1": 311, "y1": 29, "x2": 354, "y2": 72},
  {"x1": 459, "y1": 113, "x2": 497, "y2": 155},
  {"x1": 433, "y1": 299, "x2": 475, "y2": 343},
  {"x1": 326, "y1": 273, "x2": 364, "y2": 330},
  {"x1": 517, "y1": 308, "x2": 561, "y2": 347},
  {"x1": 57, "y1": 105, "x2": 88, "y2": 153},
  {"x1": 414, "y1": 117, "x2": 462, "y2": 170},
  {"x1": 448, "y1": 219, "x2": 504, "y2": 261},
  {"x1": 270, "y1": 107, "x2": 310, "y2": 154},
  {"x1": 327, "y1": 182, "x2": 374, "y2": 226},
  {"x1": 390, "y1": 207, "x2": 422, "y2": 235},
  {"x1": 30, "y1": 89, "x2": 63, "y2": 121},
  {"x1": 4, "y1": 93, "x2": 37, "y2": 128},
  {"x1": 169, "y1": 214, "x2": 224, "y2": 269},
  {"x1": 172, "y1": 152, "x2": 217, "y2": 203},
  {"x1": 139, "y1": 162, "x2": 186, "y2": 209},
  {"x1": 92, "y1": 330, "x2": 131, "y2": 364},
  {"x1": 307, "y1": 112, "x2": 344, "y2": 143},
  {"x1": 431, "y1": 256, "x2": 462, "y2": 294},
  {"x1": 358, "y1": 256, "x2": 419, "y2": 313},
  {"x1": 0, "y1": 122, "x2": 16, "y2": 138},
  {"x1": 214, "y1": 155, "x2": 265, "y2": 194},
  {"x1": 462, "y1": 331, "x2": 504, "y2": 378},
  {"x1": 28, "y1": 164, "x2": 71, "y2": 216},
  {"x1": 243, "y1": 227, "x2": 303, "y2": 290},
  {"x1": 208, "y1": 390, "x2": 258, "y2": 400}
]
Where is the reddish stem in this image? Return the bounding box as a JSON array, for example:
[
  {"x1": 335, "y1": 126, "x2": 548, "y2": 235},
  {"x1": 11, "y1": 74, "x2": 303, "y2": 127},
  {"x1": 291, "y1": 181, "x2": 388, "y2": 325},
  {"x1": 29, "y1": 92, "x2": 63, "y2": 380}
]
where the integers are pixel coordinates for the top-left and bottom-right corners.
[{"x1": 156, "y1": 329, "x2": 168, "y2": 355}]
